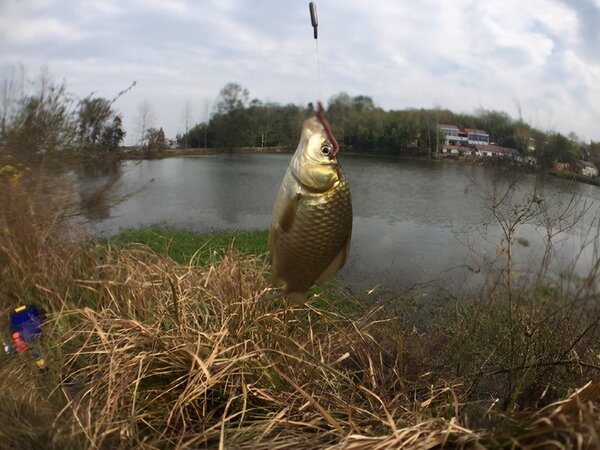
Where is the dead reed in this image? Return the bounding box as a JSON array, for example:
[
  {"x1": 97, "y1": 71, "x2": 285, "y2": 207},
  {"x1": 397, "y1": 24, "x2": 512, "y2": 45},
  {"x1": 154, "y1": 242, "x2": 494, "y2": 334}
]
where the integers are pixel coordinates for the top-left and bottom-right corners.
[
  {"x1": 55, "y1": 247, "x2": 479, "y2": 448},
  {"x1": 2, "y1": 168, "x2": 600, "y2": 449}
]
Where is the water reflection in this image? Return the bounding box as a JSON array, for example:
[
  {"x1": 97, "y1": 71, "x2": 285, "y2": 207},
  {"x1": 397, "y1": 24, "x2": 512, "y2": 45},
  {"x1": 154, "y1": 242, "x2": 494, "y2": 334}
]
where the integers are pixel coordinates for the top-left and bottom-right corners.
[{"x1": 76, "y1": 158, "x2": 124, "y2": 221}]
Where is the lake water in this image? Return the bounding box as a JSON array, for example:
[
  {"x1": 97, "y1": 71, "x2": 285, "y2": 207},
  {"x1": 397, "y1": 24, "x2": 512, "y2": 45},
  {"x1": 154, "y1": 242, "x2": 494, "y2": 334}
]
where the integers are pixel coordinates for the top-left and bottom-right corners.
[{"x1": 84, "y1": 154, "x2": 600, "y2": 298}]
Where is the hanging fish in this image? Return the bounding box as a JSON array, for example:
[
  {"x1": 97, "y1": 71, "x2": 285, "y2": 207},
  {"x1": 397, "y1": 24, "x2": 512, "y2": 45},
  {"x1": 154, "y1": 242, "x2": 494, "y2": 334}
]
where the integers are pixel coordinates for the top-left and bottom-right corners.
[{"x1": 268, "y1": 104, "x2": 352, "y2": 304}]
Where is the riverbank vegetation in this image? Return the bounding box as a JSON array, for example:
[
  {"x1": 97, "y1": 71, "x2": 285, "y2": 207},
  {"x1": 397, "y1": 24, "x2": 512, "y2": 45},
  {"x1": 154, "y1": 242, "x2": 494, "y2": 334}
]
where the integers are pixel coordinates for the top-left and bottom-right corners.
[
  {"x1": 2, "y1": 164, "x2": 600, "y2": 448},
  {"x1": 178, "y1": 82, "x2": 600, "y2": 171},
  {"x1": 2, "y1": 69, "x2": 599, "y2": 174},
  {"x1": 0, "y1": 69, "x2": 127, "y2": 164}
]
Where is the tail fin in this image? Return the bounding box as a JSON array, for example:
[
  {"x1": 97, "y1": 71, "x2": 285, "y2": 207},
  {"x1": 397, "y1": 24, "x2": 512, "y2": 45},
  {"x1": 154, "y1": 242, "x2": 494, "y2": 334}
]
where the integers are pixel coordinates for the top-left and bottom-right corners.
[
  {"x1": 262, "y1": 290, "x2": 308, "y2": 306},
  {"x1": 286, "y1": 291, "x2": 308, "y2": 306},
  {"x1": 262, "y1": 289, "x2": 286, "y2": 302}
]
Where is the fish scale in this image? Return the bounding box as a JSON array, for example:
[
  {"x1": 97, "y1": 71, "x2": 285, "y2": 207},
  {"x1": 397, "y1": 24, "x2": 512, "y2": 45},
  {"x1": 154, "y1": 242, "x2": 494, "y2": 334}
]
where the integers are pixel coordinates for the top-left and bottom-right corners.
[
  {"x1": 274, "y1": 180, "x2": 351, "y2": 292},
  {"x1": 285, "y1": 183, "x2": 349, "y2": 264}
]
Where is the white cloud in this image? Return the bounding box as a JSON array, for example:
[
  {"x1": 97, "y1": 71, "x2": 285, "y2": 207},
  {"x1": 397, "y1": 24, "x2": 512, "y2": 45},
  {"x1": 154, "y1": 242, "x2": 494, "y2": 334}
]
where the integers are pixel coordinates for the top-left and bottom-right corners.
[
  {"x1": 0, "y1": 0, "x2": 599, "y2": 142},
  {"x1": 131, "y1": 0, "x2": 189, "y2": 15},
  {"x1": 8, "y1": 17, "x2": 88, "y2": 44}
]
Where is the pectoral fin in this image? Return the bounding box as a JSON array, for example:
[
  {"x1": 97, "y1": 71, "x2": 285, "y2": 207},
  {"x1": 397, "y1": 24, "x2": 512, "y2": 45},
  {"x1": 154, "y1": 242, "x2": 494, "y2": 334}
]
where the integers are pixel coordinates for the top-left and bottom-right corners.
[
  {"x1": 268, "y1": 193, "x2": 300, "y2": 278},
  {"x1": 279, "y1": 193, "x2": 301, "y2": 232}
]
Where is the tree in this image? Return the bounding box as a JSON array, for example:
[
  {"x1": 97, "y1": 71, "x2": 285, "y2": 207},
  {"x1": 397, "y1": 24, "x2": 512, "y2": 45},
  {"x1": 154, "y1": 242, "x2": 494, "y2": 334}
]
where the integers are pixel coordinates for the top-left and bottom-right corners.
[
  {"x1": 202, "y1": 99, "x2": 211, "y2": 149},
  {"x1": 537, "y1": 132, "x2": 581, "y2": 168},
  {"x1": 588, "y1": 141, "x2": 600, "y2": 165},
  {"x1": 327, "y1": 92, "x2": 353, "y2": 145},
  {"x1": 0, "y1": 69, "x2": 130, "y2": 158},
  {"x1": 146, "y1": 127, "x2": 167, "y2": 153},
  {"x1": 78, "y1": 98, "x2": 112, "y2": 145},
  {"x1": 352, "y1": 95, "x2": 375, "y2": 112},
  {"x1": 136, "y1": 101, "x2": 156, "y2": 149},
  {"x1": 475, "y1": 109, "x2": 518, "y2": 148},
  {"x1": 214, "y1": 83, "x2": 249, "y2": 115},
  {"x1": 416, "y1": 112, "x2": 445, "y2": 157},
  {"x1": 181, "y1": 101, "x2": 193, "y2": 149},
  {"x1": 513, "y1": 121, "x2": 534, "y2": 154},
  {"x1": 77, "y1": 97, "x2": 125, "y2": 151},
  {"x1": 99, "y1": 115, "x2": 125, "y2": 151},
  {"x1": 2, "y1": 73, "x2": 77, "y2": 156},
  {"x1": 0, "y1": 65, "x2": 25, "y2": 143}
]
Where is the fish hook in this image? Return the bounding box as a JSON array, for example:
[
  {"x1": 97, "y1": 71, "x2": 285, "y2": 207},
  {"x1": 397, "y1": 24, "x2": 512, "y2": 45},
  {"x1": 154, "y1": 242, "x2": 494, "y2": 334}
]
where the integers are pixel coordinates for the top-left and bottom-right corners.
[{"x1": 316, "y1": 102, "x2": 339, "y2": 159}]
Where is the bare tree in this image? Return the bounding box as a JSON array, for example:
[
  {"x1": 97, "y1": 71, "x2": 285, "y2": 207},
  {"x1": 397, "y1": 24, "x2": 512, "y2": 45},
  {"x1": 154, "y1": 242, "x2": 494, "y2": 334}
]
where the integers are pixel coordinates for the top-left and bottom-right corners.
[
  {"x1": 214, "y1": 83, "x2": 248, "y2": 115},
  {"x1": 136, "y1": 101, "x2": 156, "y2": 149},
  {"x1": 182, "y1": 101, "x2": 193, "y2": 149},
  {"x1": 0, "y1": 64, "x2": 26, "y2": 140},
  {"x1": 202, "y1": 99, "x2": 211, "y2": 149}
]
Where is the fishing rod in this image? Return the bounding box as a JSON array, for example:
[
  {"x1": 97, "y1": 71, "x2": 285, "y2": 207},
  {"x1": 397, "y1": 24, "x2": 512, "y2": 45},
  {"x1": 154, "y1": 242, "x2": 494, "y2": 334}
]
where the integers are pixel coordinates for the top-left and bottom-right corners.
[{"x1": 309, "y1": 2, "x2": 318, "y2": 39}]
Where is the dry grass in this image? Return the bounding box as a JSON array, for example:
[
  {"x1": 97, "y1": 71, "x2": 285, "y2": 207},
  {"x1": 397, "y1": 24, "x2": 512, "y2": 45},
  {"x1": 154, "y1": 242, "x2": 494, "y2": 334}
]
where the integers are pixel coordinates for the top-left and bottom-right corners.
[
  {"x1": 56, "y1": 248, "x2": 481, "y2": 448},
  {"x1": 2, "y1": 168, "x2": 600, "y2": 449},
  {"x1": 514, "y1": 382, "x2": 600, "y2": 448},
  {"x1": 0, "y1": 164, "x2": 94, "y2": 310}
]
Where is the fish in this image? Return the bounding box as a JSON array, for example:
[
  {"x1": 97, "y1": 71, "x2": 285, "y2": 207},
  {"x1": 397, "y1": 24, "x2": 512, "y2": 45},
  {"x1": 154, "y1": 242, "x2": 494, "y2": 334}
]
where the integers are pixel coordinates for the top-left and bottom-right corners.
[{"x1": 268, "y1": 104, "x2": 352, "y2": 304}]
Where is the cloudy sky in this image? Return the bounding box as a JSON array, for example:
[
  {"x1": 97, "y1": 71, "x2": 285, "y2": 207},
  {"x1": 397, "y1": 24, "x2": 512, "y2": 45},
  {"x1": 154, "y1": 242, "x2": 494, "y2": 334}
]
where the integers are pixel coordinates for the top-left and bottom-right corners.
[{"x1": 1, "y1": 0, "x2": 599, "y2": 144}]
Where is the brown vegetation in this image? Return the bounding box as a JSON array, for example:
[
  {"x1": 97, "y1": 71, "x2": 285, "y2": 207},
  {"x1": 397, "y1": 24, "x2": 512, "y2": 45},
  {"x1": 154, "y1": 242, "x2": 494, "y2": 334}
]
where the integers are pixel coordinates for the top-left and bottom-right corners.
[{"x1": 2, "y1": 164, "x2": 600, "y2": 449}]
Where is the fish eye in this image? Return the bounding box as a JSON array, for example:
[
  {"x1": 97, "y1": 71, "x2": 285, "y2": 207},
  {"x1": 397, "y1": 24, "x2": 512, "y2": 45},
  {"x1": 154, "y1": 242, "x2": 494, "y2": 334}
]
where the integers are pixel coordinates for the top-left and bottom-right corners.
[{"x1": 321, "y1": 145, "x2": 332, "y2": 156}]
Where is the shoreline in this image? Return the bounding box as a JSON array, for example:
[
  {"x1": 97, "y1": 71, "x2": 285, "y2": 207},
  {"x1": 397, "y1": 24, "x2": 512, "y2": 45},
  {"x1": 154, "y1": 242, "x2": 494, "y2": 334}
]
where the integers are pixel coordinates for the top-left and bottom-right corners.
[
  {"x1": 122, "y1": 145, "x2": 540, "y2": 169},
  {"x1": 121, "y1": 146, "x2": 600, "y2": 187},
  {"x1": 122, "y1": 146, "x2": 294, "y2": 160}
]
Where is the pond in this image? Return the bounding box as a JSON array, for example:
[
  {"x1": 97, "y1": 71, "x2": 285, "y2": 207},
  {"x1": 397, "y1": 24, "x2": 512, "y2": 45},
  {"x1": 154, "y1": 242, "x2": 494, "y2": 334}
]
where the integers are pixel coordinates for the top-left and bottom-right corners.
[{"x1": 82, "y1": 154, "x2": 600, "y2": 298}]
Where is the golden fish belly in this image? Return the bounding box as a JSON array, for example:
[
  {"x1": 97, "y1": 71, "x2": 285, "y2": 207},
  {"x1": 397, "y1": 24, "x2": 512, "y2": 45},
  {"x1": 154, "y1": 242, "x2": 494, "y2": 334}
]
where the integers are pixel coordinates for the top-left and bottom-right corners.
[{"x1": 270, "y1": 175, "x2": 352, "y2": 294}]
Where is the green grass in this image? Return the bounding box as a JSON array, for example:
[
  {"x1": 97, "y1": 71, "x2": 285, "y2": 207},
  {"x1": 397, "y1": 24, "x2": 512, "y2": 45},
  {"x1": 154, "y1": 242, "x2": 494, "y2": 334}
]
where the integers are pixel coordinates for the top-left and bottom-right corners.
[
  {"x1": 108, "y1": 226, "x2": 365, "y2": 318},
  {"x1": 109, "y1": 226, "x2": 269, "y2": 266}
]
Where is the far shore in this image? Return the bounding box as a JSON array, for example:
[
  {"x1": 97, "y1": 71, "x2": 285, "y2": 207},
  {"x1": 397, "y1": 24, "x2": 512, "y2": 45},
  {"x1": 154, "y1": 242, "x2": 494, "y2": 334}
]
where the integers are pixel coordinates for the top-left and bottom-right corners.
[
  {"x1": 122, "y1": 145, "x2": 495, "y2": 161},
  {"x1": 123, "y1": 146, "x2": 294, "y2": 160},
  {"x1": 122, "y1": 145, "x2": 537, "y2": 166},
  {"x1": 120, "y1": 145, "x2": 600, "y2": 188}
]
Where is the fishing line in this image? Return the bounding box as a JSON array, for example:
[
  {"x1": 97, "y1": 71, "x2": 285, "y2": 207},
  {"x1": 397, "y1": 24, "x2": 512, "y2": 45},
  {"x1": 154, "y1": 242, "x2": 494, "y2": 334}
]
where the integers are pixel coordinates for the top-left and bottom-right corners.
[
  {"x1": 309, "y1": 2, "x2": 322, "y2": 103},
  {"x1": 315, "y1": 39, "x2": 322, "y2": 104}
]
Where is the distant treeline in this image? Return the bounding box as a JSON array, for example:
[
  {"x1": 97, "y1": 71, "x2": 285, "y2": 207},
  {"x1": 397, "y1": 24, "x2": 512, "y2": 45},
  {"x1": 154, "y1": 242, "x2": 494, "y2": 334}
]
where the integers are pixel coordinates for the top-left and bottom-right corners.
[
  {"x1": 2, "y1": 71, "x2": 599, "y2": 170},
  {"x1": 180, "y1": 83, "x2": 600, "y2": 169}
]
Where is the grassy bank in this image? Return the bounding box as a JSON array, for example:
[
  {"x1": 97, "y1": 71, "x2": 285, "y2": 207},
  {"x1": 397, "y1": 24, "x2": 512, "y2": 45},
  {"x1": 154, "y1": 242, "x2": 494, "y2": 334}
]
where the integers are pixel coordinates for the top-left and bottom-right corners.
[
  {"x1": 2, "y1": 171, "x2": 600, "y2": 449},
  {"x1": 109, "y1": 227, "x2": 269, "y2": 266}
]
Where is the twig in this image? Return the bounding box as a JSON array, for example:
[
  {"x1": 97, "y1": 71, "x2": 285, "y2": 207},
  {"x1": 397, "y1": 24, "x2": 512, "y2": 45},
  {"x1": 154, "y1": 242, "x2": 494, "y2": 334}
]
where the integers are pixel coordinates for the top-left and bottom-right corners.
[{"x1": 486, "y1": 359, "x2": 600, "y2": 377}]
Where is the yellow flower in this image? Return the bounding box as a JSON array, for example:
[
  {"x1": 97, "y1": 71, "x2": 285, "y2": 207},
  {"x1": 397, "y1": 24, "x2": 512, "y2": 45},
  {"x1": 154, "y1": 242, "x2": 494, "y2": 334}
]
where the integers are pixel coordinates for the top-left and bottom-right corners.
[{"x1": 9, "y1": 171, "x2": 24, "y2": 187}]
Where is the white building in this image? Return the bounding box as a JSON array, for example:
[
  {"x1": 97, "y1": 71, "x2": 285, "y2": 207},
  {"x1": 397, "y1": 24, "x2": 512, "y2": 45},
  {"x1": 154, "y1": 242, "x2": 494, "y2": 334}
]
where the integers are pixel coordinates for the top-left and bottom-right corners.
[
  {"x1": 465, "y1": 128, "x2": 489, "y2": 145},
  {"x1": 474, "y1": 144, "x2": 519, "y2": 158},
  {"x1": 439, "y1": 124, "x2": 468, "y2": 147},
  {"x1": 581, "y1": 160, "x2": 598, "y2": 177}
]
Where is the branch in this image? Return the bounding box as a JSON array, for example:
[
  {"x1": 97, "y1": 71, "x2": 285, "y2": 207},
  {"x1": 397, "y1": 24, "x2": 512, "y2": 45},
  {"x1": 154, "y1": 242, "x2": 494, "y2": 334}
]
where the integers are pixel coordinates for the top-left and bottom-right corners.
[{"x1": 485, "y1": 359, "x2": 600, "y2": 377}]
